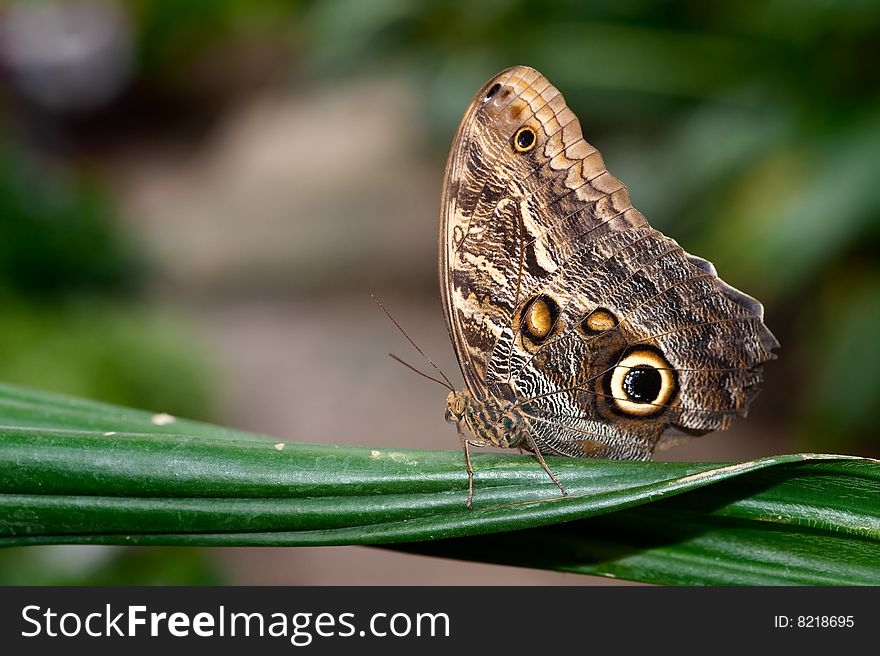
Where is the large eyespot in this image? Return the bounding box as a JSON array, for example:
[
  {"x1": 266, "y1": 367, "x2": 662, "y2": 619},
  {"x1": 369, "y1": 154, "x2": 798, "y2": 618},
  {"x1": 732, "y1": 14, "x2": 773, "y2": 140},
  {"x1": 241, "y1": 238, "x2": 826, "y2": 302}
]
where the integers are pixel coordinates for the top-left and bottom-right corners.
[
  {"x1": 518, "y1": 294, "x2": 560, "y2": 346},
  {"x1": 605, "y1": 348, "x2": 677, "y2": 417},
  {"x1": 513, "y1": 126, "x2": 537, "y2": 152}
]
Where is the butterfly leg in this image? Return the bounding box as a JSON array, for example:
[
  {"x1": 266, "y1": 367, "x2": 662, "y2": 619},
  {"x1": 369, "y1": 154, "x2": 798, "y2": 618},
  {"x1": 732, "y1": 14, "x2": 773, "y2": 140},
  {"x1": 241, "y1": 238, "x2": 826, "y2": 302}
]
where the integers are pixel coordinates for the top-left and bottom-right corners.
[
  {"x1": 455, "y1": 422, "x2": 476, "y2": 509},
  {"x1": 523, "y1": 432, "x2": 568, "y2": 497}
]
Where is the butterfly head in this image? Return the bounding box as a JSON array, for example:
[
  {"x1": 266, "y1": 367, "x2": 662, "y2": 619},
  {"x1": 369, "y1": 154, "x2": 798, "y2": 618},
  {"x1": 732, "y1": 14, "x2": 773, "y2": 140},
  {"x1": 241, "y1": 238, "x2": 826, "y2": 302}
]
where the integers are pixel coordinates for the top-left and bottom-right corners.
[{"x1": 445, "y1": 390, "x2": 468, "y2": 424}]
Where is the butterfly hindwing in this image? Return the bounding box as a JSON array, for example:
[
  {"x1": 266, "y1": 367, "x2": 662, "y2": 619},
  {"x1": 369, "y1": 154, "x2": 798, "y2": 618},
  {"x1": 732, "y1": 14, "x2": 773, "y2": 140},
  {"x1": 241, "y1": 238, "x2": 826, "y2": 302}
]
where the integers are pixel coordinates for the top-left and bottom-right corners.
[{"x1": 440, "y1": 65, "x2": 778, "y2": 464}]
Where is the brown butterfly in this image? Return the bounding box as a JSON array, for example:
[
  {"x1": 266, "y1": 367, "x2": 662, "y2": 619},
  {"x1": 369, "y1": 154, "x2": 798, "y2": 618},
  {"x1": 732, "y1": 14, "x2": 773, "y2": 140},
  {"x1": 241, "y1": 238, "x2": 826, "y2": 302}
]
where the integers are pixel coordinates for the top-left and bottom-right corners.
[{"x1": 439, "y1": 66, "x2": 779, "y2": 508}]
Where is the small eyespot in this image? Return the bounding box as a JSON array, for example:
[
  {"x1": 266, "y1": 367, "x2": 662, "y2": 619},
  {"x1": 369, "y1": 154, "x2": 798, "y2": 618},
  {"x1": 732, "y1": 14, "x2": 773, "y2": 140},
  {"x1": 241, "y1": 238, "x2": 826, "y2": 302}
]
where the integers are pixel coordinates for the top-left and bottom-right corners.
[
  {"x1": 513, "y1": 127, "x2": 537, "y2": 152},
  {"x1": 484, "y1": 83, "x2": 501, "y2": 102},
  {"x1": 581, "y1": 308, "x2": 618, "y2": 335},
  {"x1": 519, "y1": 295, "x2": 560, "y2": 346},
  {"x1": 605, "y1": 348, "x2": 677, "y2": 417}
]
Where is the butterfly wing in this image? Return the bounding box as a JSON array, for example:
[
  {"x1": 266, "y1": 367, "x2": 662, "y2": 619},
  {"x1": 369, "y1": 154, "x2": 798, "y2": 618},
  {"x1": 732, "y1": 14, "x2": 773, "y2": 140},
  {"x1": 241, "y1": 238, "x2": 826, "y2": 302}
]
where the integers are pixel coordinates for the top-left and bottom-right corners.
[
  {"x1": 439, "y1": 66, "x2": 778, "y2": 458},
  {"x1": 439, "y1": 67, "x2": 559, "y2": 396}
]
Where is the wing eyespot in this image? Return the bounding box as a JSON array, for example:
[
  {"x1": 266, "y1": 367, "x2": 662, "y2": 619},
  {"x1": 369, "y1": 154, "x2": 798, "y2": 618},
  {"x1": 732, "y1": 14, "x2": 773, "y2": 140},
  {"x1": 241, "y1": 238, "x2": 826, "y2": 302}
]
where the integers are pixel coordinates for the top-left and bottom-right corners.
[
  {"x1": 579, "y1": 307, "x2": 619, "y2": 335},
  {"x1": 513, "y1": 126, "x2": 537, "y2": 153},
  {"x1": 483, "y1": 82, "x2": 502, "y2": 102},
  {"x1": 517, "y1": 294, "x2": 561, "y2": 352},
  {"x1": 604, "y1": 347, "x2": 677, "y2": 417}
]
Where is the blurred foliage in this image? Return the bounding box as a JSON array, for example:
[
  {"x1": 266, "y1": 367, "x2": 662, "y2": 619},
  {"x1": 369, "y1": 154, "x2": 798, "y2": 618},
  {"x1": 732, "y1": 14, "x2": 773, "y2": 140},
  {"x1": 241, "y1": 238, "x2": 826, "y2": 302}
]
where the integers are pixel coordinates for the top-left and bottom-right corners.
[
  {"x1": 0, "y1": 293, "x2": 216, "y2": 418},
  {"x1": 0, "y1": 136, "x2": 215, "y2": 418},
  {"x1": 0, "y1": 146, "x2": 219, "y2": 581},
  {"x1": 799, "y1": 272, "x2": 880, "y2": 452},
  {"x1": 130, "y1": 0, "x2": 292, "y2": 77},
  {"x1": 0, "y1": 139, "x2": 140, "y2": 296},
  {"x1": 0, "y1": 546, "x2": 221, "y2": 585}
]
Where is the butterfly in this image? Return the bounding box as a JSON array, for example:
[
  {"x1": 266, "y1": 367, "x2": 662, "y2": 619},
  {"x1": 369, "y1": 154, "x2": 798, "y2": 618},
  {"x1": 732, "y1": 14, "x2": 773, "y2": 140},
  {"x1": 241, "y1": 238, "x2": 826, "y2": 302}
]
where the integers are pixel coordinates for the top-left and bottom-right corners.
[{"x1": 438, "y1": 66, "x2": 779, "y2": 508}]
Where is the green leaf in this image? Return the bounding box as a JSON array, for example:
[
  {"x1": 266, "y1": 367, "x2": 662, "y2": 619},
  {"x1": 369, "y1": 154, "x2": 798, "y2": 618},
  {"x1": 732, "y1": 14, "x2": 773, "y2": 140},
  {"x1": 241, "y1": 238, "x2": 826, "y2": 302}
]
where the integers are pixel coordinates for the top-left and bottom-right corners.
[{"x1": 0, "y1": 382, "x2": 877, "y2": 585}]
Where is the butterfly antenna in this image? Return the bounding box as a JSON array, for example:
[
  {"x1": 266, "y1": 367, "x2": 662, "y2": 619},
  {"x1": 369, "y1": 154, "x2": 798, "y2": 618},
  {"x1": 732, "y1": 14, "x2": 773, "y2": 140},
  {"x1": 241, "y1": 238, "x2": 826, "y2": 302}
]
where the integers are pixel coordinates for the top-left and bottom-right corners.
[
  {"x1": 371, "y1": 294, "x2": 456, "y2": 391},
  {"x1": 388, "y1": 353, "x2": 453, "y2": 390}
]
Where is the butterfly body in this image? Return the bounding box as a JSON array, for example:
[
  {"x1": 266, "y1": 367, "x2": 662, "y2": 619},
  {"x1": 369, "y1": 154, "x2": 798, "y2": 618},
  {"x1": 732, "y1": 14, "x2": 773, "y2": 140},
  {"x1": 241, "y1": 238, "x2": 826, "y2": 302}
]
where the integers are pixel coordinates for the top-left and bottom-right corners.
[
  {"x1": 439, "y1": 66, "x2": 778, "y2": 507},
  {"x1": 446, "y1": 389, "x2": 522, "y2": 449}
]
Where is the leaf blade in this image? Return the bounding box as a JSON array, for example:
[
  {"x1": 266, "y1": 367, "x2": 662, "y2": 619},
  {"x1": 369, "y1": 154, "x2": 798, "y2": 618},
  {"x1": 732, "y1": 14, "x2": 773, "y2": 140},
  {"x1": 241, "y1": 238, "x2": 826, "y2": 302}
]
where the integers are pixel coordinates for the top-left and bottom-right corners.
[{"x1": 0, "y1": 383, "x2": 877, "y2": 585}]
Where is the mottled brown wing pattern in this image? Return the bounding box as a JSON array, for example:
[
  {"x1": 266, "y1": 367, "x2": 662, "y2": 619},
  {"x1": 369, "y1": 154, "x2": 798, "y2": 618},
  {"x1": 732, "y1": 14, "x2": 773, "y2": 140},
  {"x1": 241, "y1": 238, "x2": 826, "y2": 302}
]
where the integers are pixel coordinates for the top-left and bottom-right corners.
[{"x1": 440, "y1": 66, "x2": 778, "y2": 470}]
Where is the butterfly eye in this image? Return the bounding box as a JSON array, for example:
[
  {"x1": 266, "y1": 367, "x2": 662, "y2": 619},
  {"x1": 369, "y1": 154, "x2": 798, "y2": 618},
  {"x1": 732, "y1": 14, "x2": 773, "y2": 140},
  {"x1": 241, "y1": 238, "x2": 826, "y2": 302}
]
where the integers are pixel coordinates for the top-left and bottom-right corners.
[
  {"x1": 519, "y1": 294, "x2": 560, "y2": 346},
  {"x1": 484, "y1": 82, "x2": 502, "y2": 102},
  {"x1": 606, "y1": 348, "x2": 677, "y2": 417},
  {"x1": 513, "y1": 127, "x2": 537, "y2": 153}
]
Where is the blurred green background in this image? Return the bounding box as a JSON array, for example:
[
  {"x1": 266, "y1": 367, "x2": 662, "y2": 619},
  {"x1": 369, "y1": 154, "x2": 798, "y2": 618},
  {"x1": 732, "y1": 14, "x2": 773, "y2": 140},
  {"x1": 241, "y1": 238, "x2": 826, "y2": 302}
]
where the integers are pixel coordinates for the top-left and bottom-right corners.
[{"x1": 0, "y1": 0, "x2": 877, "y2": 584}]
